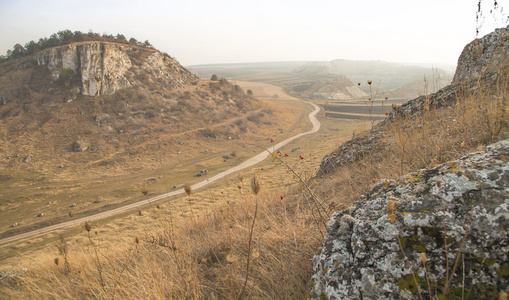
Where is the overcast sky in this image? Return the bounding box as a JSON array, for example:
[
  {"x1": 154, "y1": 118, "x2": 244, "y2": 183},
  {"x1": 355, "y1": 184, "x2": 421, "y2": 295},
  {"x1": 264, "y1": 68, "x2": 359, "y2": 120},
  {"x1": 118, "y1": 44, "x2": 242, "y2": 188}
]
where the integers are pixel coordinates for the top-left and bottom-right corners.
[{"x1": 0, "y1": 0, "x2": 507, "y2": 66}]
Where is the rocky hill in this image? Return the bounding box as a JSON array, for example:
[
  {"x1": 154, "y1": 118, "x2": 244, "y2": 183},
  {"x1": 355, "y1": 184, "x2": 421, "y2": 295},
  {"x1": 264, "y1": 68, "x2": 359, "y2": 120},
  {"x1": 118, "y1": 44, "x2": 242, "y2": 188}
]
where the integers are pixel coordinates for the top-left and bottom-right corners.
[
  {"x1": 31, "y1": 41, "x2": 195, "y2": 96},
  {"x1": 311, "y1": 25, "x2": 509, "y2": 299},
  {"x1": 0, "y1": 39, "x2": 263, "y2": 173}
]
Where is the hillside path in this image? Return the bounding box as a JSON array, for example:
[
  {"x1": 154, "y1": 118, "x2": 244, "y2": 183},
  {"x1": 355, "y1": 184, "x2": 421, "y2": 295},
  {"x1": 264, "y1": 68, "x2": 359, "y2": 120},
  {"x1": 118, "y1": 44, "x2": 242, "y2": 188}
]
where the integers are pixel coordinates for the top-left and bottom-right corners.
[{"x1": 0, "y1": 101, "x2": 320, "y2": 246}]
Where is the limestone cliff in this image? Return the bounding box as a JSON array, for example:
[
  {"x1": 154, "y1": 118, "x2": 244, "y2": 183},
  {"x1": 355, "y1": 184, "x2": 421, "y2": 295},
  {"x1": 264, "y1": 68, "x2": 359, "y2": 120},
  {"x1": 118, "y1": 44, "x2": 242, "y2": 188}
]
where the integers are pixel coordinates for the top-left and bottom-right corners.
[{"x1": 32, "y1": 42, "x2": 197, "y2": 96}]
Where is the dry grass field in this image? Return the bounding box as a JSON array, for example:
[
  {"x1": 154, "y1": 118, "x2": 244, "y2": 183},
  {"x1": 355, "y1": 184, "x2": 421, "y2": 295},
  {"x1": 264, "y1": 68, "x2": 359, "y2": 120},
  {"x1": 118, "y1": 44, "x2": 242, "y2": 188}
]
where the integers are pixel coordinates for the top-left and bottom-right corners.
[
  {"x1": 0, "y1": 81, "x2": 371, "y2": 266},
  {"x1": 1, "y1": 68, "x2": 507, "y2": 298}
]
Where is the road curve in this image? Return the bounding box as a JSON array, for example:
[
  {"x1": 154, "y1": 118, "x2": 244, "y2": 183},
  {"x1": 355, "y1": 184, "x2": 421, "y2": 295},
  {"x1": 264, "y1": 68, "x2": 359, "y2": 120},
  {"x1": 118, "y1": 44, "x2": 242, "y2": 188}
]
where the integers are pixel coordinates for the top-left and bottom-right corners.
[{"x1": 0, "y1": 102, "x2": 321, "y2": 246}]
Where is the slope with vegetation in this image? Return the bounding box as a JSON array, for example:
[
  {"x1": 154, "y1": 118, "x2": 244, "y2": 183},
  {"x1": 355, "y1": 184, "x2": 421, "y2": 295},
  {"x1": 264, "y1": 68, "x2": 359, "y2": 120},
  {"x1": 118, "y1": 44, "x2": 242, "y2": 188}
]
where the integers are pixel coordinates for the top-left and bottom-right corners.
[
  {"x1": 0, "y1": 24, "x2": 508, "y2": 300},
  {"x1": 0, "y1": 31, "x2": 309, "y2": 240}
]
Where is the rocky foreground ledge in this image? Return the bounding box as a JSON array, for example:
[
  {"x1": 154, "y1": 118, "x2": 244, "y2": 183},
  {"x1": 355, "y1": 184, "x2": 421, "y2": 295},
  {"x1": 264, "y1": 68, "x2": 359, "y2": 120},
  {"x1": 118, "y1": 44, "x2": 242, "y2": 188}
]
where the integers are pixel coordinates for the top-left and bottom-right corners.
[{"x1": 309, "y1": 139, "x2": 509, "y2": 299}]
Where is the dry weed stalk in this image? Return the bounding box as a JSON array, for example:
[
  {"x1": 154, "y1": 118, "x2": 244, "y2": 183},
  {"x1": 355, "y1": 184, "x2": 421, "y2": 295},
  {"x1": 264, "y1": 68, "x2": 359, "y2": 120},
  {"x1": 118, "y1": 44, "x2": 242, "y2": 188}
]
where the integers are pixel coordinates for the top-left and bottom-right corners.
[
  {"x1": 238, "y1": 176, "x2": 261, "y2": 299},
  {"x1": 389, "y1": 200, "x2": 423, "y2": 300},
  {"x1": 265, "y1": 147, "x2": 331, "y2": 237},
  {"x1": 84, "y1": 221, "x2": 105, "y2": 289}
]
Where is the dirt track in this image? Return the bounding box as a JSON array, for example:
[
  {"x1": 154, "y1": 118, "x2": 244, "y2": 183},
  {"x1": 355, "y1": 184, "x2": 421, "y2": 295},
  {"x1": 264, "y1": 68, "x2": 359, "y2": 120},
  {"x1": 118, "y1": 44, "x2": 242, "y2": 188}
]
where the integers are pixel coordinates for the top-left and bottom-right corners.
[{"x1": 0, "y1": 102, "x2": 321, "y2": 246}]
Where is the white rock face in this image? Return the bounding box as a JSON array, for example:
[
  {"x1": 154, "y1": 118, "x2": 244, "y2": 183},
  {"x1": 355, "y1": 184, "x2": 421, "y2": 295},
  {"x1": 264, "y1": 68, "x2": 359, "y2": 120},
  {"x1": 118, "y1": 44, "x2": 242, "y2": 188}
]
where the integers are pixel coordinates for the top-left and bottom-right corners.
[
  {"x1": 141, "y1": 51, "x2": 196, "y2": 88},
  {"x1": 33, "y1": 42, "x2": 133, "y2": 96}
]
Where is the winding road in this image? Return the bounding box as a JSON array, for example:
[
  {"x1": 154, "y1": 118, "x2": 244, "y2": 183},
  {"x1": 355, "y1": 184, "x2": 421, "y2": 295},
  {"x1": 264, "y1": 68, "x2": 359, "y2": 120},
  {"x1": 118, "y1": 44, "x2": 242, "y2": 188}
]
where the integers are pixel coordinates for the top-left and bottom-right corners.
[{"x1": 0, "y1": 102, "x2": 321, "y2": 246}]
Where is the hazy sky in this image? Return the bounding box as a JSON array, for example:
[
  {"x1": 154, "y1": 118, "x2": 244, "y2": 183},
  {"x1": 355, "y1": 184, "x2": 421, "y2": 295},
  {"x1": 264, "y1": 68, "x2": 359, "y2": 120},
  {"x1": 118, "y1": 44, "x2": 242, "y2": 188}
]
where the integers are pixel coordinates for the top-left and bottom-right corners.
[{"x1": 0, "y1": 0, "x2": 507, "y2": 66}]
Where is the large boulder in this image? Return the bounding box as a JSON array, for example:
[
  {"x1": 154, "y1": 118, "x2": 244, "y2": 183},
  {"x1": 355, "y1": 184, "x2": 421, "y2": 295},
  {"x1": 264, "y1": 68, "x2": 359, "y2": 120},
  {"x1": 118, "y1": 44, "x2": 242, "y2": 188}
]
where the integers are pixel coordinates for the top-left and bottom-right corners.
[
  {"x1": 310, "y1": 139, "x2": 509, "y2": 299},
  {"x1": 453, "y1": 25, "x2": 509, "y2": 84}
]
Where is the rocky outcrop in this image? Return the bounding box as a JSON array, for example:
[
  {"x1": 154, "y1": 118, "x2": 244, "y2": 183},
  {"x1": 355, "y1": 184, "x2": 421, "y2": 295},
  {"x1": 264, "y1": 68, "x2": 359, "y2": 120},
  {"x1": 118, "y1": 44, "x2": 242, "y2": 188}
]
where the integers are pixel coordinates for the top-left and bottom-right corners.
[
  {"x1": 32, "y1": 42, "x2": 197, "y2": 96},
  {"x1": 140, "y1": 51, "x2": 196, "y2": 89},
  {"x1": 34, "y1": 42, "x2": 133, "y2": 96},
  {"x1": 310, "y1": 139, "x2": 509, "y2": 299},
  {"x1": 318, "y1": 132, "x2": 385, "y2": 175},
  {"x1": 317, "y1": 25, "x2": 509, "y2": 176},
  {"x1": 453, "y1": 25, "x2": 509, "y2": 83}
]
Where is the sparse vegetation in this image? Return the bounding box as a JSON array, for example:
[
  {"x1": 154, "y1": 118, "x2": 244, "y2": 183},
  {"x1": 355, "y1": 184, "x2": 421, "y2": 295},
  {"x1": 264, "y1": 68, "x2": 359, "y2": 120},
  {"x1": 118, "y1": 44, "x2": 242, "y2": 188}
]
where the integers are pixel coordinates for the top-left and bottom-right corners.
[
  {"x1": 1, "y1": 7, "x2": 508, "y2": 298},
  {"x1": 1, "y1": 68, "x2": 507, "y2": 298}
]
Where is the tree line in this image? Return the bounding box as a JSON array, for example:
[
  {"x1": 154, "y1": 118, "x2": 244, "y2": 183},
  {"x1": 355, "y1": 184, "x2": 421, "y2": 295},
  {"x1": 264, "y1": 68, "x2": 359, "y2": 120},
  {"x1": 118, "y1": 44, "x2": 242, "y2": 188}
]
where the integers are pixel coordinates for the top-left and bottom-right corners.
[{"x1": 0, "y1": 30, "x2": 153, "y2": 63}]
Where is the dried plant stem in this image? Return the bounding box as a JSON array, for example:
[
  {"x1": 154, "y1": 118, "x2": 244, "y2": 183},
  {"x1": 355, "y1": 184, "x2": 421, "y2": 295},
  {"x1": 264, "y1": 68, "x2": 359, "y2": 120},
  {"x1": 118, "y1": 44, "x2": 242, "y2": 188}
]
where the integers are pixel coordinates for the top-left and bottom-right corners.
[
  {"x1": 443, "y1": 205, "x2": 474, "y2": 297},
  {"x1": 441, "y1": 197, "x2": 450, "y2": 284},
  {"x1": 424, "y1": 264, "x2": 432, "y2": 300},
  {"x1": 87, "y1": 231, "x2": 105, "y2": 289},
  {"x1": 275, "y1": 155, "x2": 329, "y2": 227},
  {"x1": 396, "y1": 235, "x2": 423, "y2": 300},
  {"x1": 238, "y1": 194, "x2": 258, "y2": 300}
]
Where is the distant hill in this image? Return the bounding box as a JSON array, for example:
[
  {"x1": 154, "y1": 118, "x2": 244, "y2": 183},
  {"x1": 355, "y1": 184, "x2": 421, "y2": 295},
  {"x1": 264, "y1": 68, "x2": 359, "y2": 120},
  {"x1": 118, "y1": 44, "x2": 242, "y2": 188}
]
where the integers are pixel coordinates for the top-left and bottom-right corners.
[
  {"x1": 188, "y1": 61, "x2": 308, "y2": 79},
  {"x1": 0, "y1": 39, "x2": 263, "y2": 175},
  {"x1": 292, "y1": 59, "x2": 453, "y2": 97},
  {"x1": 190, "y1": 59, "x2": 454, "y2": 100}
]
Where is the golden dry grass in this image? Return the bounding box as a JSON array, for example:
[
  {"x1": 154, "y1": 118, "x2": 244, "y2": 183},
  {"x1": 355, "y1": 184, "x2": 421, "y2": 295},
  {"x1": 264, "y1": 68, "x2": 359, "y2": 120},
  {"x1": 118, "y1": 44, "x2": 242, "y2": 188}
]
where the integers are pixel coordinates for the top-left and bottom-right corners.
[
  {"x1": 0, "y1": 70, "x2": 507, "y2": 299},
  {"x1": 234, "y1": 81, "x2": 299, "y2": 101}
]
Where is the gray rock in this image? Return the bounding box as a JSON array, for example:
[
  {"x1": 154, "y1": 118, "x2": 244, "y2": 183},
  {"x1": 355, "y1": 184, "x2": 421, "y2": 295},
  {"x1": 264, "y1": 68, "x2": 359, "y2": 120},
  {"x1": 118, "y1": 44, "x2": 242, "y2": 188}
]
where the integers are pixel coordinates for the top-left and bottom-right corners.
[
  {"x1": 73, "y1": 140, "x2": 88, "y2": 152},
  {"x1": 70, "y1": 203, "x2": 76, "y2": 208},
  {"x1": 0, "y1": 268, "x2": 28, "y2": 284},
  {"x1": 37, "y1": 213, "x2": 45, "y2": 217},
  {"x1": 22, "y1": 154, "x2": 33, "y2": 163},
  {"x1": 309, "y1": 139, "x2": 509, "y2": 299},
  {"x1": 453, "y1": 25, "x2": 509, "y2": 84}
]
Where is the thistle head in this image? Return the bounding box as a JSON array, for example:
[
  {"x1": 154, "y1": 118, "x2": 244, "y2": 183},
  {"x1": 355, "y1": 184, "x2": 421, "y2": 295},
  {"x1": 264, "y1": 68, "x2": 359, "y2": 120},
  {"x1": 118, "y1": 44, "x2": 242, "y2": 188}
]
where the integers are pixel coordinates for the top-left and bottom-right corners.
[
  {"x1": 420, "y1": 252, "x2": 427, "y2": 265},
  {"x1": 387, "y1": 199, "x2": 395, "y2": 215},
  {"x1": 251, "y1": 176, "x2": 260, "y2": 195},
  {"x1": 85, "y1": 221, "x2": 92, "y2": 232}
]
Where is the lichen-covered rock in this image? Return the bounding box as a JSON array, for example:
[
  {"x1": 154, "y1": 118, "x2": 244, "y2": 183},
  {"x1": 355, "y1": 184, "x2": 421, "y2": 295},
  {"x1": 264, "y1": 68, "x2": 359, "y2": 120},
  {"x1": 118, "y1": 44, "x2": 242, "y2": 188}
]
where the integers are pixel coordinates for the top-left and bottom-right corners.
[
  {"x1": 318, "y1": 131, "x2": 385, "y2": 175},
  {"x1": 310, "y1": 139, "x2": 509, "y2": 299},
  {"x1": 453, "y1": 25, "x2": 509, "y2": 84}
]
